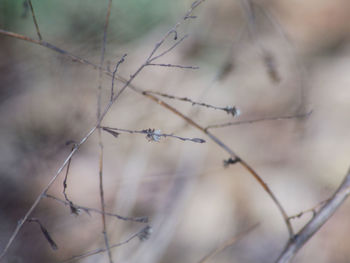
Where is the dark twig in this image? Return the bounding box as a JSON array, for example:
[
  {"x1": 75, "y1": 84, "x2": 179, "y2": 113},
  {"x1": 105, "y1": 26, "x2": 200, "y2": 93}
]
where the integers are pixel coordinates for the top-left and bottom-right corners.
[
  {"x1": 62, "y1": 145, "x2": 79, "y2": 215},
  {"x1": 26, "y1": 0, "x2": 42, "y2": 40},
  {"x1": 98, "y1": 146, "x2": 113, "y2": 262},
  {"x1": 147, "y1": 63, "x2": 199, "y2": 70},
  {"x1": 276, "y1": 167, "x2": 350, "y2": 263},
  {"x1": 111, "y1": 54, "x2": 127, "y2": 100},
  {"x1": 44, "y1": 194, "x2": 148, "y2": 223},
  {"x1": 148, "y1": 35, "x2": 189, "y2": 63},
  {"x1": 206, "y1": 110, "x2": 312, "y2": 130},
  {"x1": 61, "y1": 225, "x2": 152, "y2": 263},
  {"x1": 144, "y1": 90, "x2": 239, "y2": 116},
  {"x1": 27, "y1": 218, "x2": 58, "y2": 250},
  {"x1": 102, "y1": 127, "x2": 206, "y2": 143},
  {"x1": 197, "y1": 223, "x2": 259, "y2": 263}
]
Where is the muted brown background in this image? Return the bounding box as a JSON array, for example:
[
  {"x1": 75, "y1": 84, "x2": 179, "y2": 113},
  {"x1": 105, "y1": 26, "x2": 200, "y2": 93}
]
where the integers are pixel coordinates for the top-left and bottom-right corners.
[{"x1": 0, "y1": 0, "x2": 350, "y2": 262}]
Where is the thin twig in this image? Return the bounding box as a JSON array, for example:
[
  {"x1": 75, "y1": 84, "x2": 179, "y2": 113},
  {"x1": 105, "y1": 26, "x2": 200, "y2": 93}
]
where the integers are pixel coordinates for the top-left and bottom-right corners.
[
  {"x1": 148, "y1": 35, "x2": 189, "y2": 63},
  {"x1": 60, "y1": 225, "x2": 151, "y2": 263},
  {"x1": 62, "y1": 145, "x2": 80, "y2": 215},
  {"x1": 111, "y1": 54, "x2": 127, "y2": 101},
  {"x1": 205, "y1": 110, "x2": 312, "y2": 130},
  {"x1": 276, "y1": 167, "x2": 350, "y2": 263},
  {"x1": 144, "y1": 90, "x2": 239, "y2": 116},
  {"x1": 26, "y1": 0, "x2": 42, "y2": 40},
  {"x1": 97, "y1": 1, "x2": 114, "y2": 262},
  {"x1": 287, "y1": 199, "x2": 329, "y2": 221},
  {"x1": 98, "y1": 145, "x2": 113, "y2": 262},
  {"x1": 44, "y1": 194, "x2": 148, "y2": 223},
  {"x1": 27, "y1": 218, "x2": 58, "y2": 250},
  {"x1": 102, "y1": 127, "x2": 206, "y2": 143},
  {"x1": 197, "y1": 223, "x2": 259, "y2": 263},
  {"x1": 147, "y1": 63, "x2": 199, "y2": 70}
]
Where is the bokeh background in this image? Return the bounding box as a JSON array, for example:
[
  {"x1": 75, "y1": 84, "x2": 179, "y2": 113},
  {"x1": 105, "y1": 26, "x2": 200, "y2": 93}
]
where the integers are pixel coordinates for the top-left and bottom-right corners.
[{"x1": 1, "y1": 0, "x2": 350, "y2": 262}]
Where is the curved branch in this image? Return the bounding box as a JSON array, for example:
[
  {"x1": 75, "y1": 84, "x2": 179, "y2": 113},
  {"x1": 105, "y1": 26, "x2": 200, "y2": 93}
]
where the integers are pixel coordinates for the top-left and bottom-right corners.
[{"x1": 276, "y1": 167, "x2": 350, "y2": 263}]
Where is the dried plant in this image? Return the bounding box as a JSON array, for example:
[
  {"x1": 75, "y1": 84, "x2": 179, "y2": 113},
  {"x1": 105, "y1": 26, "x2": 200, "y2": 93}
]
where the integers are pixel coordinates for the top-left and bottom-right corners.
[{"x1": 0, "y1": 1, "x2": 349, "y2": 263}]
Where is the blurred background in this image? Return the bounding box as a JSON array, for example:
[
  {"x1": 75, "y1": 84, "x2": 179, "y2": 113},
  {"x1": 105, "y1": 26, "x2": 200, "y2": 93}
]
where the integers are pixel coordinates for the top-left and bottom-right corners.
[{"x1": 1, "y1": 0, "x2": 350, "y2": 262}]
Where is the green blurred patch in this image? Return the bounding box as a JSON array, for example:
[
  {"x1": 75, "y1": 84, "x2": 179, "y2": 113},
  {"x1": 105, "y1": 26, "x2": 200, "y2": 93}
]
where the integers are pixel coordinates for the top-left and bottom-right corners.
[{"x1": 0, "y1": 0, "x2": 180, "y2": 45}]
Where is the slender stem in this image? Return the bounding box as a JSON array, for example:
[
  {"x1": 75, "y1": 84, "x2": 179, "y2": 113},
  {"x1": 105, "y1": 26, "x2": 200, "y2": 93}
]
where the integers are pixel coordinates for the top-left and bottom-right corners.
[
  {"x1": 206, "y1": 111, "x2": 312, "y2": 130},
  {"x1": 26, "y1": 0, "x2": 42, "y2": 40},
  {"x1": 97, "y1": 1, "x2": 114, "y2": 262}
]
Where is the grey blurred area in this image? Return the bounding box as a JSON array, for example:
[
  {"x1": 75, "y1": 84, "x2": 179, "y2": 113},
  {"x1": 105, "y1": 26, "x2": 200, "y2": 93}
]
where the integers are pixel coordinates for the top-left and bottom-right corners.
[{"x1": 0, "y1": 0, "x2": 350, "y2": 262}]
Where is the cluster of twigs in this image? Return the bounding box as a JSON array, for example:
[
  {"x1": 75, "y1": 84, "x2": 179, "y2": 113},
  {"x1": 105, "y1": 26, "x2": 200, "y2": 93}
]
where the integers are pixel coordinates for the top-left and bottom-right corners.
[{"x1": 0, "y1": 1, "x2": 349, "y2": 263}]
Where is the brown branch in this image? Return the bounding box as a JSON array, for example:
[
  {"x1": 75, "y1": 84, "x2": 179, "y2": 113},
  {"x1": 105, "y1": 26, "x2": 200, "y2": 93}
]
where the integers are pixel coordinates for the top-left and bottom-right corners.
[
  {"x1": 141, "y1": 92, "x2": 294, "y2": 238},
  {"x1": 276, "y1": 167, "x2": 350, "y2": 263}
]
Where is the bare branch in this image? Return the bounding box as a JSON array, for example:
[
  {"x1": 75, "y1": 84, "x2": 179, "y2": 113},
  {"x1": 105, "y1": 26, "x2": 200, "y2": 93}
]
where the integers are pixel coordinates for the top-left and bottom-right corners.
[
  {"x1": 276, "y1": 167, "x2": 350, "y2": 263},
  {"x1": 44, "y1": 194, "x2": 148, "y2": 223},
  {"x1": 148, "y1": 34, "x2": 189, "y2": 63},
  {"x1": 287, "y1": 199, "x2": 329, "y2": 222},
  {"x1": 144, "y1": 90, "x2": 239, "y2": 116},
  {"x1": 102, "y1": 127, "x2": 206, "y2": 143},
  {"x1": 206, "y1": 110, "x2": 312, "y2": 130},
  {"x1": 111, "y1": 54, "x2": 127, "y2": 100},
  {"x1": 139, "y1": 93, "x2": 294, "y2": 237},
  {"x1": 60, "y1": 226, "x2": 151, "y2": 263},
  {"x1": 62, "y1": 145, "x2": 80, "y2": 215},
  {"x1": 97, "y1": 1, "x2": 115, "y2": 262},
  {"x1": 147, "y1": 63, "x2": 199, "y2": 70}
]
